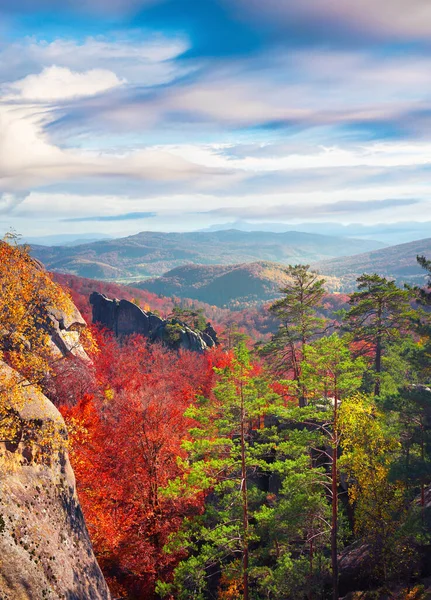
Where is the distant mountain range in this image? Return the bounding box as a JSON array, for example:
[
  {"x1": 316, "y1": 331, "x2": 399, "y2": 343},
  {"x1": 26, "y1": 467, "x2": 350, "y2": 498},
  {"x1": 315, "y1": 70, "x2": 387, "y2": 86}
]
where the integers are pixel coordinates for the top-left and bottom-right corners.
[
  {"x1": 23, "y1": 233, "x2": 112, "y2": 247},
  {"x1": 136, "y1": 238, "x2": 431, "y2": 306},
  {"x1": 313, "y1": 237, "x2": 431, "y2": 291},
  {"x1": 202, "y1": 220, "x2": 431, "y2": 245},
  {"x1": 135, "y1": 261, "x2": 294, "y2": 307},
  {"x1": 30, "y1": 229, "x2": 384, "y2": 282},
  {"x1": 29, "y1": 231, "x2": 431, "y2": 307}
]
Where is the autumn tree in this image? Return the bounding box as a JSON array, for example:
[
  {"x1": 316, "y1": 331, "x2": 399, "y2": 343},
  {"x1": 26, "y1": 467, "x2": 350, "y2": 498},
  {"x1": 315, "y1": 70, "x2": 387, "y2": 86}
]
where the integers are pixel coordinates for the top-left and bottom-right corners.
[
  {"x1": 0, "y1": 235, "x2": 71, "y2": 443},
  {"x1": 338, "y1": 394, "x2": 416, "y2": 584},
  {"x1": 62, "y1": 331, "x2": 223, "y2": 598}
]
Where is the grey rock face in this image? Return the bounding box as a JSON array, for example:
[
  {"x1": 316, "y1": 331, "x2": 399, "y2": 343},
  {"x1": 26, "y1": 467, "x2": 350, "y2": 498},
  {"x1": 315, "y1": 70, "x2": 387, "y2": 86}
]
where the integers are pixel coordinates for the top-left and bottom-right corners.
[
  {"x1": 46, "y1": 302, "x2": 89, "y2": 362},
  {"x1": 90, "y1": 292, "x2": 216, "y2": 352},
  {"x1": 0, "y1": 362, "x2": 111, "y2": 600}
]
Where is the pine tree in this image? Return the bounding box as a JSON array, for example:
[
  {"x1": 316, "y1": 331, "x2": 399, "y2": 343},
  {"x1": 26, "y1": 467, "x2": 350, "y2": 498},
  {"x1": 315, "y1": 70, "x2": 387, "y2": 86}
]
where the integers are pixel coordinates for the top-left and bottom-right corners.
[
  {"x1": 344, "y1": 274, "x2": 413, "y2": 396},
  {"x1": 263, "y1": 265, "x2": 327, "y2": 407},
  {"x1": 295, "y1": 334, "x2": 365, "y2": 599},
  {"x1": 160, "y1": 344, "x2": 278, "y2": 599},
  {"x1": 160, "y1": 344, "x2": 334, "y2": 599}
]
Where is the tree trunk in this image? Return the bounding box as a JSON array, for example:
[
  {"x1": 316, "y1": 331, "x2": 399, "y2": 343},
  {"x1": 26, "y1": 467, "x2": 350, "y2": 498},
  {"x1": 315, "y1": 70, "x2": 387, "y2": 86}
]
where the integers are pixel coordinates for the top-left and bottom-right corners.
[
  {"x1": 374, "y1": 335, "x2": 382, "y2": 396},
  {"x1": 331, "y1": 396, "x2": 339, "y2": 600},
  {"x1": 374, "y1": 303, "x2": 383, "y2": 396},
  {"x1": 421, "y1": 424, "x2": 425, "y2": 523},
  {"x1": 240, "y1": 381, "x2": 249, "y2": 600}
]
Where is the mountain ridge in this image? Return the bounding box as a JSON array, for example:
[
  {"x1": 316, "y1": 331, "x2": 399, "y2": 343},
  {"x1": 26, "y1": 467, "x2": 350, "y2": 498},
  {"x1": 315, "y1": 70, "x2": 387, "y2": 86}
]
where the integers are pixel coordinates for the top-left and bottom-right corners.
[
  {"x1": 312, "y1": 236, "x2": 431, "y2": 291},
  {"x1": 30, "y1": 229, "x2": 385, "y2": 282}
]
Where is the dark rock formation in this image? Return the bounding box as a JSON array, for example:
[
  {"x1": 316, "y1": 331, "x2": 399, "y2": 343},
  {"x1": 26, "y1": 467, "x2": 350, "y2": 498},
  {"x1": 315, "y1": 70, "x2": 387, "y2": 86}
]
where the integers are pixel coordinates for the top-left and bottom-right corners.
[
  {"x1": 0, "y1": 362, "x2": 111, "y2": 600},
  {"x1": 90, "y1": 292, "x2": 217, "y2": 352},
  {"x1": 204, "y1": 322, "x2": 219, "y2": 346}
]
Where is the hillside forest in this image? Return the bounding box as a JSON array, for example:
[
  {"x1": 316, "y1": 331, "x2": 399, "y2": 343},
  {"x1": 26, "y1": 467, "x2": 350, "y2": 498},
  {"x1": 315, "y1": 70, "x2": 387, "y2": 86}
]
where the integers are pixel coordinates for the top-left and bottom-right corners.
[{"x1": 1, "y1": 237, "x2": 431, "y2": 600}]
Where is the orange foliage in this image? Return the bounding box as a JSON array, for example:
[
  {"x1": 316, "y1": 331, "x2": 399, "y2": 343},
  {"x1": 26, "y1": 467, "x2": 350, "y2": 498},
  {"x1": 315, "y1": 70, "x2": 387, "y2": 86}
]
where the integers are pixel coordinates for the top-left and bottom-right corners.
[{"x1": 61, "y1": 330, "x2": 227, "y2": 598}]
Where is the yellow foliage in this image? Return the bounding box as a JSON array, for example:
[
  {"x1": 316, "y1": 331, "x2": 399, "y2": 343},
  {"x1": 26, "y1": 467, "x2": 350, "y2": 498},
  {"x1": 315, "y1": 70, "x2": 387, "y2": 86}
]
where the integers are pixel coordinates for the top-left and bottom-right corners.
[
  {"x1": 80, "y1": 327, "x2": 99, "y2": 355},
  {"x1": 338, "y1": 394, "x2": 406, "y2": 578},
  {"x1": 0, "y1": 236, "x2": 71, "y2": 443},
  {"x1": 217, "y1": 560, "x2": 243, "y2": 600}
]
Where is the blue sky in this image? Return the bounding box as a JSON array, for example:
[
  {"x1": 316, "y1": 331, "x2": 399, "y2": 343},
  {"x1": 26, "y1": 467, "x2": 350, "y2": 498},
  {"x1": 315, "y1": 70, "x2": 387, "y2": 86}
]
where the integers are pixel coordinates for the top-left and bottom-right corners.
[{"x1": 1, "y1": 0, "x2": 431, "y2": 236}]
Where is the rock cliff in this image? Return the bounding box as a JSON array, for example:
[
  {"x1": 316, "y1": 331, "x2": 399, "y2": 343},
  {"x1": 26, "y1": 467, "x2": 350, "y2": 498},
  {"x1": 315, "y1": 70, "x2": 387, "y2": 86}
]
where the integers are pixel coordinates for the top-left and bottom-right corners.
[
  {"x1": 0, "y1": 362, "x2": 111, "y2": 600},
  {"x1": 0, "y1": 252, "x2": 110, "y2": 599},
  {"x1": 90, "y1": 291, "x2": 217, "y2": 352}
]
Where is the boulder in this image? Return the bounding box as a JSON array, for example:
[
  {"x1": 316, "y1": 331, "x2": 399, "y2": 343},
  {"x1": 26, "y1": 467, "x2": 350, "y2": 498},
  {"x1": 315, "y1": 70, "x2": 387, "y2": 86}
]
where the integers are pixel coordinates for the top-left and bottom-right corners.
[{"x1": 0, "y1": 362, "x2": 111, "y2": 600}]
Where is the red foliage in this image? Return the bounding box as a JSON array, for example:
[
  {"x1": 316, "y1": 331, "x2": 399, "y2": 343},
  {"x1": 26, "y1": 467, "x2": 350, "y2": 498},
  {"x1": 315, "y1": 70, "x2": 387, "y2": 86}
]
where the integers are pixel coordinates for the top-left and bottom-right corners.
[
  {"x1": 52, "y1": 272, "x2": 350, "y2": 346},
  {"x1": 60, "y1": 330, "x2": 225, "y2": 598}
]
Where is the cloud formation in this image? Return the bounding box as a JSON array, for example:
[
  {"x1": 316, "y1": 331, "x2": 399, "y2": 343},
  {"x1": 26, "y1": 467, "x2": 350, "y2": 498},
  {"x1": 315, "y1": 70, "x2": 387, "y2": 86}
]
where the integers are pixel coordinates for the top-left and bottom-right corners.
[
  {"x1": 1, "y1": 0, "x2": 431, "y2": 235},
  {"x1": 8, "y1": 66, "x2": 124, "y2": 101}
]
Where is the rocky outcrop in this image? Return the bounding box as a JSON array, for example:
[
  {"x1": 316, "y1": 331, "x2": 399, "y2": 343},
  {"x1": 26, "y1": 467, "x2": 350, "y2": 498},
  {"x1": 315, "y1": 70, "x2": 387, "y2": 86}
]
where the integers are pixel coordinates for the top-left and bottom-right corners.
[
  {"x1": 0, "y1": 362, "x2": 111, "y2": 600},
  {"x1": 23, "y1": 249, "x2": 90, "y2": 363},
  {"x1": 90, "y1": 292, "x2": 217, "y2": 352},
  {"x1": 46, "y1": 302, "x2": 89, "y2": 362}
]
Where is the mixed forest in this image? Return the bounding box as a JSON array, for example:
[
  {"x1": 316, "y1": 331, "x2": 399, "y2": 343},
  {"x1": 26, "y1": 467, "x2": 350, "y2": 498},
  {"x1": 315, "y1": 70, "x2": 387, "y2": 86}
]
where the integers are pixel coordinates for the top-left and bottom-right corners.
[{"x1": 1, "y1": 236, "x2": 431, "y2": 599}]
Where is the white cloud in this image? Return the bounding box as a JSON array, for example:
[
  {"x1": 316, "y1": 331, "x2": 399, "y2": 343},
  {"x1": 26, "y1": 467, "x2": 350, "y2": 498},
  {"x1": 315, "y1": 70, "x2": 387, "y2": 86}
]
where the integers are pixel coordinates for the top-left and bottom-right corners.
[
  {"x1": 0, "y1": 100, "x2": 243, "y2": 193},
  {"x1": 7, "y1": 66, "x2": 124, "y2": 101},
  {"x1": 160, "y1": 141, "x2": 431, "y2": 173},
  {"x1": 1, "y1": 30, "x2": 431, "y2": 233},
  {"x1": 0, "y1": 191, "x2": 29, "y2": 214},
  {"x1": 0, "y1": 35, "x2": 190, "y2": 87}
]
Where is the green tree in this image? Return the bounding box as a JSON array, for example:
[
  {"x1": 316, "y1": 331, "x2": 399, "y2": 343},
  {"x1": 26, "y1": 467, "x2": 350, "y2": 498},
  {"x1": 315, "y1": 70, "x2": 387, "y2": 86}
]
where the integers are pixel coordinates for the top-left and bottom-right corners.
[
  {"x1": 170, "y1": 306, "x2": 207, "y2": 332},
  {"x1": 263, "y1": 265, "x2": 327, "y2": 407},
  {"x1": 160, "y1": 345, "x2": 333, "y2": 600},
  {"x1": 220, "y1": 322, "x2": 249, "y2": 351},
  {"x1": 407, "y1": 255, "x2": 431, "y2": 382},
  {"x1": 344, "y1": 274, "x2": 413, "y2": 396},
  {"x1": 384, "y1": 386, "x2": 431, "y2": 518},
  {"x1": 161, "y1": 344, "x2": 278, "y2": 599},
  {"x1": 297, "y1": 334, "x2": 365, "y2": 600}
]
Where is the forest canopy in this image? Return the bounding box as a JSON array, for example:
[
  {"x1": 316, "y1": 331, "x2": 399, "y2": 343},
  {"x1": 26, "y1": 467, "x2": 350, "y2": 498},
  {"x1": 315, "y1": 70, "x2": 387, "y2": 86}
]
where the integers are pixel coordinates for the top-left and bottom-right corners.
[{"x1": 1, "y1": 240, "x2": 431, "y2": 600}]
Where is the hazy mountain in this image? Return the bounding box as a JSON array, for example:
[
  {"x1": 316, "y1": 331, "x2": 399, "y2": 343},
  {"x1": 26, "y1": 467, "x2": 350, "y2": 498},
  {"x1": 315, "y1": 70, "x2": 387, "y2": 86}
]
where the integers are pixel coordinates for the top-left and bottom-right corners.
[
  {"x1": 30, "y1": 229, "x2": 384, "y2": 282},
  {"x1": 313, "y1": 237, "x2": 431, "y2": 291},
  {"x1": 202, "y1": 220, "x2": 431, "y2": 245},
  {"x1": 23, "y1": 233, "x2": 112, "y2": 247}
]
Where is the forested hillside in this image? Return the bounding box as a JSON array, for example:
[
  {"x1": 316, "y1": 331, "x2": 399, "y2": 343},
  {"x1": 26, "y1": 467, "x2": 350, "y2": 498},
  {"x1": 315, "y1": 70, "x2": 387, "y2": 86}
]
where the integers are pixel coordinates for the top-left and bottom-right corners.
[
  {"x1": 314, "y1": 237, "x2": 431, "y2": 291},
  {"x1": 30, "y1": 230, "x2": 384, "y2": 282},
  {"x1": 135, "y1": 261, "x2": 338, "y2": 308},
  {"x1": 2, "y1": 237, "x2": 431, "y2": 600}
]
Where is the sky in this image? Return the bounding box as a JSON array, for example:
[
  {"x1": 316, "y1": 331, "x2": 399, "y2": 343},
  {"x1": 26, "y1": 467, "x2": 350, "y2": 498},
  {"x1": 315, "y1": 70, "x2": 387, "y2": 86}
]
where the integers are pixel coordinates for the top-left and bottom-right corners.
[{"x1": 1, "y1": 0, "x2": 431, "y2": 237}]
